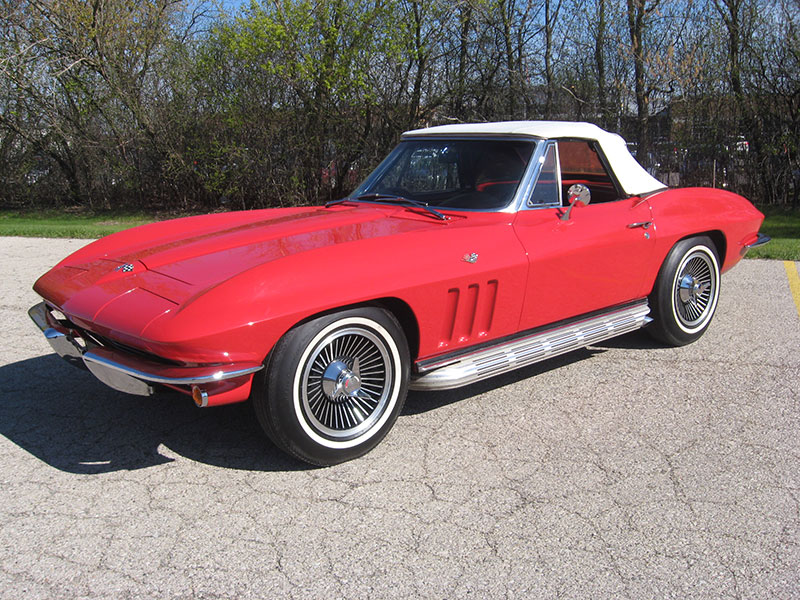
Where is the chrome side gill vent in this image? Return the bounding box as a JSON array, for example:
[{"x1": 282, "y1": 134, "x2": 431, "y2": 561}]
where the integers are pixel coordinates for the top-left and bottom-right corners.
[{"x1": 410, "y1": 301, "x2": 651, "y2": 391}]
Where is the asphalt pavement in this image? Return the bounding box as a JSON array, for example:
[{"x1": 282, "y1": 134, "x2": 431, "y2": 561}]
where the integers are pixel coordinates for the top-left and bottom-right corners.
[{"x1": 1, "y1": 236, "x2": 799, "y2": 599}]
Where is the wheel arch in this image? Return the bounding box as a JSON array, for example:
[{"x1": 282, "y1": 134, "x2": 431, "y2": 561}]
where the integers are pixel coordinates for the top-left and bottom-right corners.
[
  {"x1": 700, "y1": 230, "x2": 726, "y2": 265},
  {"x1": 281, "y1": 297, "x2": 421, "y2": 362},
  {"x1": 671, "y1": 230, "x2": 726, "y2": 261},
  {"x1": 373, "y1": 297, "x2": 420, "y2": 362},
  {"x1": 649, "y1": 229, "x2": 726, "y2": 295}
]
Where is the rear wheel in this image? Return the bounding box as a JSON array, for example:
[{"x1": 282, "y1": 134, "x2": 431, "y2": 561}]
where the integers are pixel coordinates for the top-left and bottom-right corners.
[
  {"x1": 252, "y1": 307, "x2": 409, "y2": 466},
  {"x1": 647, "y1": 236, "x2": 720, "y2": 346}
]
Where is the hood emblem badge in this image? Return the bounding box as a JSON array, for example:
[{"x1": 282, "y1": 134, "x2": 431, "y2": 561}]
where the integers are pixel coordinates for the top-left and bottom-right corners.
[
  {"x1": 462, "y1": 252, "x2": 479, "y2": 264},
  {"x1": 115, "y1": 263, "x2": 135, "y2": 273}
]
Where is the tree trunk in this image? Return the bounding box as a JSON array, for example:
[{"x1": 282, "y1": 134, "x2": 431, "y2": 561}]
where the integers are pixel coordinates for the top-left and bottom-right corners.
[
  {"x1": 627, "y1": 0, "x2": 651, "y2": 167},
  {"x1": 595, "y1": 0, "x2": 607, "y2": 128}
]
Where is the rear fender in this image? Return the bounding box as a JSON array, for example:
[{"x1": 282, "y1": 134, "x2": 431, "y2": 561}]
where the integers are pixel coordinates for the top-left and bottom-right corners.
[{"x1": 647, "y1": 188, "x2": 763, "y2": 279}]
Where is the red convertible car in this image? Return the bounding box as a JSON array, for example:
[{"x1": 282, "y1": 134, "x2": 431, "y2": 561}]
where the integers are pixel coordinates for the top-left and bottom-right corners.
[{"x1": 29, "y1": 121, "x2": 768, "y2": 465}]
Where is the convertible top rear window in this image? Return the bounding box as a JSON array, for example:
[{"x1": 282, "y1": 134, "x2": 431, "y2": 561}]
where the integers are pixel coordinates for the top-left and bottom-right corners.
[{"x1": 354, "y1": 139, "x2": 535, "y2": 210}]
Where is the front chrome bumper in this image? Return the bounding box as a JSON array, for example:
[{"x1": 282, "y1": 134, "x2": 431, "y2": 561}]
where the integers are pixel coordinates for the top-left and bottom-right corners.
[{"x1": 29, "y1": 302, "x2": 263, "y2": 403}]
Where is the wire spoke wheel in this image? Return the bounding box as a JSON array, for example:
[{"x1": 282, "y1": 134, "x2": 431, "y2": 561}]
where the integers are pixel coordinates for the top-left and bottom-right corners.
[
  {"x1": 300, "y1": 325, "x2": 394, "y2": 441},
  {"x1": 649, "y1": 236, "x2": 721, "y2": 346},
  {"x1": 253, "y1": 309, "x2": 409, "y2": 465},
  {"x1": 673, "y1": 250, "x2": 716, "y2": 329}
]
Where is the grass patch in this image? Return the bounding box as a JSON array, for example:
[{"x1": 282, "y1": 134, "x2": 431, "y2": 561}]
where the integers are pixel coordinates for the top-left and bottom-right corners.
[
  {"x1": 747, "y1": 210, "x2": 800, "y2": 261},
  {"x1": 0, "y1": 210, "x2": 157, "y2": 238}
]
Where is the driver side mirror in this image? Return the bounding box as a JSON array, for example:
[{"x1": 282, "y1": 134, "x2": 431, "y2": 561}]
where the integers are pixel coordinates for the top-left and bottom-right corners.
[{"x1": 560, "y1": 183, "x2": 591, "y2": 221}]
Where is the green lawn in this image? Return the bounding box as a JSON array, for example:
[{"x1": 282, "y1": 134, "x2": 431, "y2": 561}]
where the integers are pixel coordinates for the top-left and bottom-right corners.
[
  {"x1": 1, "y1": 207, "x2": 798, "y2": 261},
  {"x1": 747, "y1": 211, "x2": 800, "y2": 261},
  {"x1": 0, "y1": 210, "x2": 156, "y2": 238}
]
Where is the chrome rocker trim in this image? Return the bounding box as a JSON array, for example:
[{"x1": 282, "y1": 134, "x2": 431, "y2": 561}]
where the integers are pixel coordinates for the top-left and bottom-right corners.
[
  {"x1": 29, "y1": 302, "x2": 263, "y2": 397},
  {"x1": 410, "y1": 301, "x2": 651, "y2": 391}
]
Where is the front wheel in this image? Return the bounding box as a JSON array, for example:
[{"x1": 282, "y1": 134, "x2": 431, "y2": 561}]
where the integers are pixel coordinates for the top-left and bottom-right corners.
[
  {"x1": 647, "y1": 236, "x2": 721, "y2": 346},
  {"x1": 252, "y1": 307, "x2": 410, "y2": 466}
]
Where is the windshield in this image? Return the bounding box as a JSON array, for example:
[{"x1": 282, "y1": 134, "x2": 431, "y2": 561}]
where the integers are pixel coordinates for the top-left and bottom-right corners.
[{"x1": 352, "y1": 139, "x2": 536, "y2": 211}]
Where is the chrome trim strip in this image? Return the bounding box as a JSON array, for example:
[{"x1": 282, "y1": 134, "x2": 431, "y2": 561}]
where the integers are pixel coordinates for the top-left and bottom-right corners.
[
  {"x1": 29, "y1": 301, "x2": 263, "y2": 397},
  {"x1": 29, "y1": 302, "x2": 86, "y2": 362},
  {"x1": 745, "y1": 233, "x2": 771, "y2": 249},
  {"x1": 410, "y1": 301, "x2": 650, "y2": 391},
  {"x1": 82, "y1": 350, "x2": 263, "y2": 386},
  {"x1": 510, "y1": 139, "x2": 550, "y2": 212},
  {"x1": 28, "y1": 302, "x2": 49, "y2": 331}
]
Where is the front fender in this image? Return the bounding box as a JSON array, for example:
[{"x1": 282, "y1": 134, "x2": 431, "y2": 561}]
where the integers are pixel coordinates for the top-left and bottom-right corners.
[{"x1": 142, "y1": 217, "x2": 529, "y2": 365}]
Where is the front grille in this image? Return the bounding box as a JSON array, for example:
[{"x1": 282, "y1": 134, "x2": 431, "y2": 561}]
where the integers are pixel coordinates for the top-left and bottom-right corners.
[
  {"x1": 46, "y1": 303, "x2": 179, "y2": 367},
  {"x1": 88, "y1": 332, "x2": 180, "y2": 366}
]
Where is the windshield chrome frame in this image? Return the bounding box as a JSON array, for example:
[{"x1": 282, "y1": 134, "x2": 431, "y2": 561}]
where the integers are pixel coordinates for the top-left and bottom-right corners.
[
  {"x1": 350, "y1": 135, "x2": 545, "y2": 214},
  {"x1": 515, "y1": 140, "x2": 563, "y2": 212}
]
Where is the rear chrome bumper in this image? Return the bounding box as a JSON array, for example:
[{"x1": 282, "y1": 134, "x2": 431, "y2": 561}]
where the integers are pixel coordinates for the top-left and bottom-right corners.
[
  {"x1": 741, "y1": 233, "x2": 772, "y2": 250},
  {"x1": 29, "y1": 302, "x2": 262, "y2": 404},
  {"x1": 744, "y1": 233, "x2": 771, "y2": 250}
]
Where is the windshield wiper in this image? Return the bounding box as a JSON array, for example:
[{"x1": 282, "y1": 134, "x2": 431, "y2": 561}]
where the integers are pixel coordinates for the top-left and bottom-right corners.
[
  {"x1": 324, "y1": 198, "x2": 354, "y2": 208},
  {"x1": 353, "y1": 193, "x2": 448, "y2": 221},
  {"x1": 325, "y1": 193, "x2": 448, "y2": 221}
]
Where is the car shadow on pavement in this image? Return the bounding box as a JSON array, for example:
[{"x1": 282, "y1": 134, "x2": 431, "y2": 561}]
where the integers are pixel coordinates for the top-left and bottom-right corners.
[
  {"x1": 0, "y1": 354, "x2": 306, "y2": 474},
  {"x1": 4, "y1": 331, "x2": 649, "y2": 474},
  {"x1": 588, "y1": 328, "x2": 664, "y2": 350}
]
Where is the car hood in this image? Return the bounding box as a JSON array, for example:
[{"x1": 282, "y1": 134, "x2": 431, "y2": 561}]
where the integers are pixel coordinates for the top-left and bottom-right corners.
[
  {"x1": 123, "y1": 206, "x2": 437, "y2": 287},
  {"x1": 34, "y1": 205, "x2": 441, "y2": 336}
]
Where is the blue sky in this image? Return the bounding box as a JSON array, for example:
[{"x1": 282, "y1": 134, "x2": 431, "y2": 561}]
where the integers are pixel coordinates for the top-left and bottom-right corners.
[{"x1": 220, "y1": 0, "x2": 249, "y2": 12}]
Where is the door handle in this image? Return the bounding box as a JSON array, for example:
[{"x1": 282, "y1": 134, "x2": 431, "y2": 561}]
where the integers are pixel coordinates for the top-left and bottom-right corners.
[{"x1": 627, "y1": 221, "x2": 652, "y2": 230}]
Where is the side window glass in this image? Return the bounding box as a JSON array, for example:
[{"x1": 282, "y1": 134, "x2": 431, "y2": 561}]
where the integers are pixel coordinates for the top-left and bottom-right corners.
[
  {"x1": 527, "y1": 144, "x2": 560, "y2": 207},
  {"x1": 558, "y1": 140, "x2": 621, "y2": 203}
]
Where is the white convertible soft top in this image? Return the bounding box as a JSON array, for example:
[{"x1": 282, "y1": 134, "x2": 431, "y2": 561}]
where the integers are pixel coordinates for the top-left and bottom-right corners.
[{"x1": 403, "y1": 121, "x2": 667, "y2": 197}]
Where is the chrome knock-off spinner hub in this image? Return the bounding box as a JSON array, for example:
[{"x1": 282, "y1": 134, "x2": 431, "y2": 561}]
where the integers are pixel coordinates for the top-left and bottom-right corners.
[
  {"x1": 300, "y1": 327, "x2": 393, "y2": 440},
  {"x1": 321, "y1": 359, "x2": 364, "y2": 402},
  {"x1": 678, "y1": 274, "x2": 710, "y2": 305}
]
